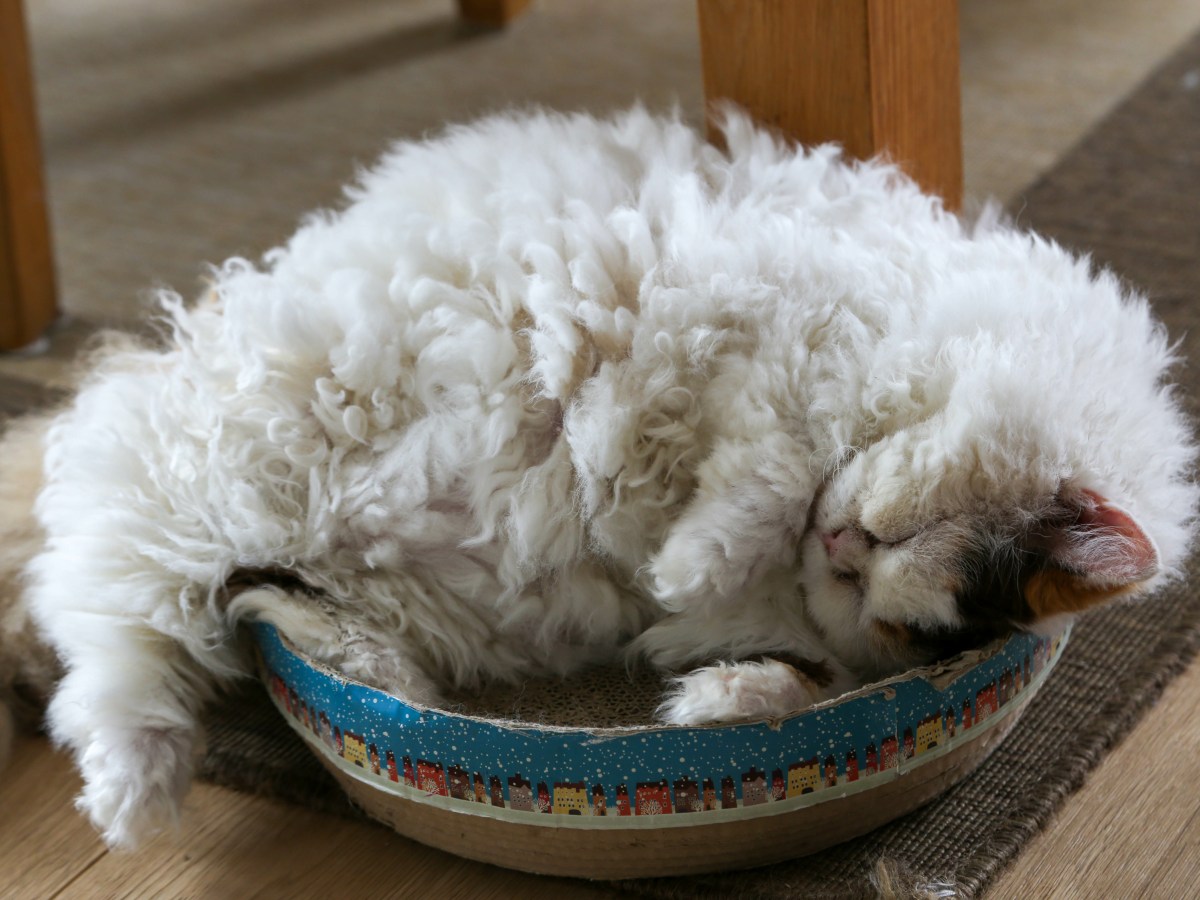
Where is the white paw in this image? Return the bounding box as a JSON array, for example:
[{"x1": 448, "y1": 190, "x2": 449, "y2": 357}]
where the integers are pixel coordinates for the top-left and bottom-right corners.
[
  {"x1": 76, "y1": 727, "x2": 195, "y2": 849},
  {"x1": 648, "y1": 533, "x2": 717, "y2": 610},
  {"x1": 657, "y1": 659, "x2": 819, "y2": 725},
  {"x1": 650, "y1": 528, "x2": 762, "y2": 612}
]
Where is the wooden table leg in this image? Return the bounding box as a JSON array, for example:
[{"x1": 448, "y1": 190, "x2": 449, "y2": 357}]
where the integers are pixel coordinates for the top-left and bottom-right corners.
[
  {"x1": 0, "y1": 0, "x2": 57, "y2": 351},
  {"x1": 457, "y1": 0, "x2": 532, "y2": 28},
  {"x1": 696, "y1": 0, "x2": 963, "y2": 211}
]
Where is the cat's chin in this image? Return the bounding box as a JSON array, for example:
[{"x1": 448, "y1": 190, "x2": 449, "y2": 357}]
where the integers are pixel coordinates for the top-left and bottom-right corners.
[
  {"x1": 797, "y1": 536, "x2": 874, "y2": 665},
  {"x1": 798, "y1": 535, "x2": 959, "y2": 678}
]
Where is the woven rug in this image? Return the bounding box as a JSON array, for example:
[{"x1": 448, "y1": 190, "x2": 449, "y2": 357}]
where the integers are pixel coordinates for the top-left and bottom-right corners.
[{"x1": 3, "y1": 27, "x2": 1197, "y2": 900}]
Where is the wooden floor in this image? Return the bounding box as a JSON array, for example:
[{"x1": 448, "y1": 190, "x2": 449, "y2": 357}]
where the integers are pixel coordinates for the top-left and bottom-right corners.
[{"x1": 2, "y1": 655, "x2": 1197, "y2": 898}]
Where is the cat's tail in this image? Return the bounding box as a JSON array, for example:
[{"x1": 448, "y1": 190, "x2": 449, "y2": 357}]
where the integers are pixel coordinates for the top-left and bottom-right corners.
[{"x1": 0, "y1": 410, "x2": 62, "y2": 774}]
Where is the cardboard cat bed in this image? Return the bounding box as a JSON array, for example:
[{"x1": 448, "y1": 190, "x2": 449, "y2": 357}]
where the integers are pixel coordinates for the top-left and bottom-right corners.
[{"x1": 253, "y1": 623, "x2": 1067, "y2": 879}]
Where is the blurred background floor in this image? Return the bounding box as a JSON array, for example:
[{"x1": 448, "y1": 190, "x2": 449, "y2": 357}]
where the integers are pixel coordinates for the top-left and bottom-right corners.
[{"x1": 7, "y1": 0, "x2": 1200, "y2": 350}]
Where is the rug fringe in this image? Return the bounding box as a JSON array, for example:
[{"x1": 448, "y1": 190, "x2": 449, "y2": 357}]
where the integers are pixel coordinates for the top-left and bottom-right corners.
[{"x1": 871, "y1": 858, "x2": 958, "y2": 899}]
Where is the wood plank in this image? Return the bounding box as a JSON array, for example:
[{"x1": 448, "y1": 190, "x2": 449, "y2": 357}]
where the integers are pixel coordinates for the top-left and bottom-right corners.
[
  {"x1": 990, "y1": 656, "x2": 1200, "y2": 899},
  {"x1": 696, "y1": 0, "x2": 963, "y2": 209},
  {"x1": 1142, "y1": 807, "x2": 1200, "y2": 899},
  {"x1": 45, "y1": 748, "x2": 613, "y2": 900},
  {"x1": 0, "y1": 0, "x2": 57, "y2": 351},
  {"x1": 0, "y1": 736, "x2": 108, "y2": 898}
]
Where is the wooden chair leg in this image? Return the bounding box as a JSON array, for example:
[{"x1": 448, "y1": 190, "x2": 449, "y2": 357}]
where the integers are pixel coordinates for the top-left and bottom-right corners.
[
  {"x1": 0, "y1": 0, "x2": 57, "y2": 351},
  {"x1": 696, "y1": 0, "x2": 963, "y2": 210},
  {"x1": 457, "y1": 0, "x2": 532, "y2": 28}
]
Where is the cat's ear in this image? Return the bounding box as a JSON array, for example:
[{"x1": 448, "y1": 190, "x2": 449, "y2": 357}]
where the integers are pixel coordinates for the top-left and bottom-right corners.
[{"x1": 1023, "y1": 489, "x2": 1159, "y2": 618}]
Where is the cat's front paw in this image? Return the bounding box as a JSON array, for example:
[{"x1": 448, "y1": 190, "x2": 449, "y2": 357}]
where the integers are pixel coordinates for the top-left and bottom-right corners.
[
  {"x1": 76, "y1": 727, "x2": 195, "y2": 849},
  {"x1": 648, "y1": 528, "x2": 727, "y2": 610},
  {"x1": 657, "y1": 659, "x2": 819, "y2": 725},
  {"x1": 650, "y1": 527, "x2": 775, "y2": 612}
]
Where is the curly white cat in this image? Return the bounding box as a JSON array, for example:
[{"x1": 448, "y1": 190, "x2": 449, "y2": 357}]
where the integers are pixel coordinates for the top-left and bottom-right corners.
[{"x1": 0, "y1": 106, "x2": 1194, "y2": 850}]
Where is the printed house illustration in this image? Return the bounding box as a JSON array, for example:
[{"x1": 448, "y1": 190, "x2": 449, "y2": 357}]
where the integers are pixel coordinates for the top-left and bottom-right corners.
[
  {"x1": 416, "y1": 759, "x2": 447, "y2": 796},
  {"x1": 343, "y1": 731, "x2": 368, "y2": 768},
  {"x1": 720, "y1": 776, "x2": 737, "y2": 809},
  {"x1": 508, "y1": 774, "x2": 533, "y2": 811},
  {"x1": 742, "y1": 768, "x2": 768, "y2": 806},
  {"x1": 591, "y1": 784, "x2": 607, "y2": 816},
  {"x1": 615, "y1": 784, "x2": 631, "y2": 816},
  {"x1": 318, "y1": 711, "x2": 332, "y2": 747},
  {"x1": 916, "y1": 712, "x2": 945, "y2": 753},
  {"x1": 880, "y1": 735, "x2": 899, "y2": 770},
  {"x1": 844, "y1": 750, "x2": 859, "y2": 783},
  {"x1": 999, "y1": 669, "x2": 1015, "y2": 705},
  {"x1": 976, "y1": 682, "x2": 999, "y2": 723},
  {"x1": 864, "y1": 744, "x2": 879, "y2": 777},
  {"x1": 702, "y1": 778, "x2": 717, "y2": 811},
  {"x1": 673, "y1": 777, "x2": 700, "y2": 813},
  {"x1": 268, "y1": 672, "x2": 287, "y2": 707},
  {"x1": 788, "y1": 757, "x2": 821, "y2": 796},
  {"x1": 448, "y1": 765, "x2": 472, "y2": 801},
  {"x1": 553, "y1": 781, "x2": 589, "y2": 815},
  {"x1": 635, "y1": 780, "x2": 673, "y2": 815},
  {"x1": 823, "y1": 755, "x2": 838, "y2": 788}
]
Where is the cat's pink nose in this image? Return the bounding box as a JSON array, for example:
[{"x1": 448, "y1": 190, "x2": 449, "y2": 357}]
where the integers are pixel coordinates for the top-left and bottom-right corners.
[
  {"x1": 822, "y1": 528, "x2": 867, "y2": 561},
  {"x1": 821, "y1": 530, "x2": 844, "y2": 558}
]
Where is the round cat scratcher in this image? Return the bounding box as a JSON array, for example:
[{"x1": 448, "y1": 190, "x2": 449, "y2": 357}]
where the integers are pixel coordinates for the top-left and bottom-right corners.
[{"x1": 252, "y1": 623, "x2": 1067, "y2": 879}]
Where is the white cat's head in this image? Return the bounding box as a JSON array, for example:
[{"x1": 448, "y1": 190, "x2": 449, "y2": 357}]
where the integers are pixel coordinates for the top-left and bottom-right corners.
[{"x1": 798, "y1": 424, "x2": 1165, "y2": 677}]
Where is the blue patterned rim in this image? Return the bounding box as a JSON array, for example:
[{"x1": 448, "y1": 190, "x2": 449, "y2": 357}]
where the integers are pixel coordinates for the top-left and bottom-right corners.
[{"x1": 253, "y1": 622, "x2": 1067, "y2": 828}]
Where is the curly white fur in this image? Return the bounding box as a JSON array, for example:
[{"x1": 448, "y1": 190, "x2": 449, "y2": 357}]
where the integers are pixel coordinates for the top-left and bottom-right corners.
[{"x1": 3, "y1": 106, "x2": 1194, "y2": 847}]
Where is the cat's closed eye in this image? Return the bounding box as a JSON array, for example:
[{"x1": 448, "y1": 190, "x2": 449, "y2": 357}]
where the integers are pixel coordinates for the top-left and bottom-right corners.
[{"x1": 860, "y1": 523, "x2": 926, "y2": 549}]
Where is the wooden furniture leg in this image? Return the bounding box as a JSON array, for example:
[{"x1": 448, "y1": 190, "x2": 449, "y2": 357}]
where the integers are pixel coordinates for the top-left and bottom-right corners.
[
  {"x1": 457, "y1": 0, "x2": 532, "y2": 28},
  {"x1": 696, "y1": 0, "x2": 963, "y2": 210},
  {"x1": 0, "y1": 0, "x2": 56, "y2": 351}
]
